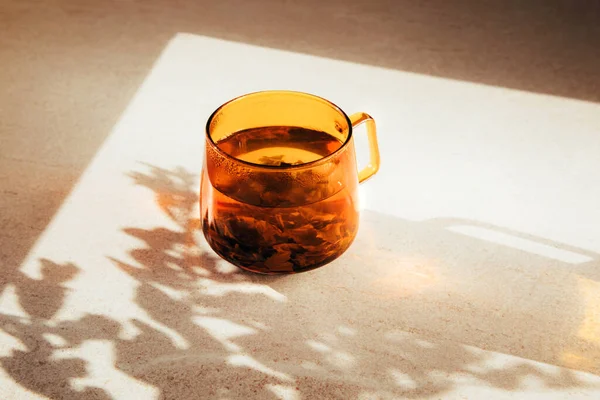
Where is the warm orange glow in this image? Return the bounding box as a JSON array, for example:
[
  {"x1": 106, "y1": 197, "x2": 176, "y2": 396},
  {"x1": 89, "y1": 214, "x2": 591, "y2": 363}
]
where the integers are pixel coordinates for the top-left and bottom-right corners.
[
  {"x1": 576, "y1": 275, "x2": 600, "y2": 344},
  {"x1": 369, "y1": 256, "x2": 440, "y2": 298},
  {"x1": 562, "y1": 352, "x2": 597, "y2": 372},
  {"x1": 561, "y1": 275, "x2": 600, "y2": 371}
]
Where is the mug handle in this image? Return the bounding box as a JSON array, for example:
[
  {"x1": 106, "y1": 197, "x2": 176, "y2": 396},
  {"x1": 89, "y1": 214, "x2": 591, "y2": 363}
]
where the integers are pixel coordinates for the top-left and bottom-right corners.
[{"x1": 349, "y1": 112, "x2": 380, "y2": 183}]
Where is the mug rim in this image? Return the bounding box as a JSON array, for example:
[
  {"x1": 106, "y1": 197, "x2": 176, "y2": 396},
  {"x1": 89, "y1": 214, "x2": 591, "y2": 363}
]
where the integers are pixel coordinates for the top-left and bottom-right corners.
[{"x1": 205, "y1": 90, "x2": 354, "y2": 171}]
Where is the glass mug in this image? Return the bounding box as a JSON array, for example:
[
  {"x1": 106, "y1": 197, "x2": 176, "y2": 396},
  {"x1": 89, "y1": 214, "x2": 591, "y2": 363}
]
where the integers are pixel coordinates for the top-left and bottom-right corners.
[{"x1": 200, "y1": 90, "x2": 380, "y2": 274}]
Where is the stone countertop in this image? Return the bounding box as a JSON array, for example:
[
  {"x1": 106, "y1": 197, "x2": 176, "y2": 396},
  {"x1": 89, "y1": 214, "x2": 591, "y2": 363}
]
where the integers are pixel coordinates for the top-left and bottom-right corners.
[{"x1": 2, "y1": 14, "x2": 600, "y2": 400}]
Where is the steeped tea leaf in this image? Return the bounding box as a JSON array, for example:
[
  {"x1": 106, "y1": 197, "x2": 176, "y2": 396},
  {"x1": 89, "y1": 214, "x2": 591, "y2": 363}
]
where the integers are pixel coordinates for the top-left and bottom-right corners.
[{"x1": 258, "y1": 155, "x2": 285, "y2": 166}]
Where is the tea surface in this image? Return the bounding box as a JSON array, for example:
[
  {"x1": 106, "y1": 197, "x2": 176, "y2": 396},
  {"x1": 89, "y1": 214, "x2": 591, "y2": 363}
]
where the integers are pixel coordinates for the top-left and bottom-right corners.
[{"x1": 215, "y1": 126, "x2": 343, "y2": 167}]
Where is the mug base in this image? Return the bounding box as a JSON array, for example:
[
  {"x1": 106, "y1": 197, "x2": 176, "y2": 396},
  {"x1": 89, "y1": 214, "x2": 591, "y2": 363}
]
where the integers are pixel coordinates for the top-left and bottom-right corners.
[{"x1": 202, "y1": 225, "x2": 356, "y2": 275}]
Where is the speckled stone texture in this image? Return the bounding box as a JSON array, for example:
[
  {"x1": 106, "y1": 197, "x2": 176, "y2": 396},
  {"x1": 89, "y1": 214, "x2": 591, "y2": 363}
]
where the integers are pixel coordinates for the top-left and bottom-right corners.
[{"x1": 2, "y1": 1, "x2": 600, "y2": 399}]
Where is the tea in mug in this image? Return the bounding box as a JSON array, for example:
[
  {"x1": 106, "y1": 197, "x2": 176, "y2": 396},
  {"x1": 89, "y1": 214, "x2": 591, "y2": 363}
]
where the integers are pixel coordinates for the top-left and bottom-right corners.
[{"x1": 201, "y1": 126, "x2": 359, "y2": 274}]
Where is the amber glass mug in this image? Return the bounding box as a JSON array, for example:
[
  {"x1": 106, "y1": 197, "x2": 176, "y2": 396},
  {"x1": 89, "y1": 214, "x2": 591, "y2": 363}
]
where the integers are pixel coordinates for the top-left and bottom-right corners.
[{"x1": 200, "y1": 90, "x2": 380, "y2": 274}]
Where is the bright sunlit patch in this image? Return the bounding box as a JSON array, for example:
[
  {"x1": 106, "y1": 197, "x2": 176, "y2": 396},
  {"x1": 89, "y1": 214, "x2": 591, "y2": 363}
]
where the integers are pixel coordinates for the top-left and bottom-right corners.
[
  {"x1": 0, "y1": 329, "x2": 27, "y2": 357},
  {"x1": 227, "y1": 354, "x2": 293, "y2": 382},
  {"x1": 149, "y1": 282, "x2": 186, "y2": 301},
  {"x1": 447, "y1": 225, "x2": 593, "y2": 264},
  {"x1": 165, "y1": 261, "x2": 183, "y2": 271},
  {"x1": 191, "y1": 305, "x2": 220, "y2": 315},
  {"x1": 337, "y1": 326, "x2": 356, "y2": 336},
  {"x1": 358, "y1": 185, "x2": 368, "y2": 211},
  {"x1": 300, "y1": 361, "x2": 323, "y2": 371},
  {"x1": 163, "y1": 249, "x2": 183, "y2": 260},
  {"x1": 191, "y1": 266, "x2": 211, "y2": 276},
  {"x1": 266, "y1": 384, "x2": 301, "y2": 400},
  {"x1": 214, "y1": 260, "x2": 240, "y2": 275},
  {"x1": 306, "y1": 340, "x2": 331, "y2": 353},
  {"x1": 0, "y1": 285, "x2": 29, "y2": 320},
  {"x1": 135, "y1": 317, "x2": 190, "y2": 350},
  {"x1": 389, "y1": 369, "x2": 418, "y2": 389},
  {"x1": 65, "y1": 340, "x2": 159, "y2": 399},
  {"x1": 193, "y1": 317, "x2": 257, "y2": 352},
  {"x1": 198, "y1": 279, "x2": 287, "y2": 302},
  {"x1": 118, "y1": 320, "x2": 142, "y2": 340},
  {"x1": 248, "y1": 320, "x2": 270, "y2": 330},
  {"x1": 326, "y1": 351, "x2": 356, "y2": 369},
  {"x1": 414, "y1": 338, "x2": 435, "y2": 349},
  {"x1": 42, "y1": 333, "x2": 68, "y2": 347}
]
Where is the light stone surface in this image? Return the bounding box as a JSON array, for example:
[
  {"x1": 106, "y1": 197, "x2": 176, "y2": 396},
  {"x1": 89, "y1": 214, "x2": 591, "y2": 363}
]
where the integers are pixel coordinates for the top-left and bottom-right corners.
[{"x1": 1, "y1": 1, "x2": 600, "y2": 399}]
